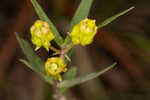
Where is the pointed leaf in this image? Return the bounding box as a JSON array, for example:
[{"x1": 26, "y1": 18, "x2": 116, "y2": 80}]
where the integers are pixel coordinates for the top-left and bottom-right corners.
[
  {"x1": 31, "y1": 0, "x2": 64, "y2": 46},
  {"x1": 16, "y1": 34, "x2": 53, "y2": 84},
  {"x1": 65, "y1": 0, "x2": 93, "y2": 63},
  {"x1": 98, "y1": 7, "x2": 134, "y2": 28},
  {"x1": 70, "y1": 0, "x2": 93, "y2": 30},
  {"x1": 58, "y1": 62, "x2": 117, "y2": 89}
]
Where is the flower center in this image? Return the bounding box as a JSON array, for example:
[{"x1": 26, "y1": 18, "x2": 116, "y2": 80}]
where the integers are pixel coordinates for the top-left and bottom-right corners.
[{"x1": 51, "y1": 63, "x2": 58, "y2": 71}]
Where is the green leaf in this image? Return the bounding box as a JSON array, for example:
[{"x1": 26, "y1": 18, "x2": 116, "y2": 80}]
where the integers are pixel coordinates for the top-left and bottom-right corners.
[
  {"x1": 63, "y1": 66, "x2": 77, "y2": 80},
  {"x1": 98, "y1": 7, "x2": 134, "y2": 28},
  {"x1": 58, "y1": 62, "x2": 117, "y2": 89},
  {"x1": 64, "y1": 0, "x2": 93, "y2": 64},
  {"x1": 30, "y1": 0, "x2": 64, "y2": 46},
  {"x1": 70, "y1": 0, "x2": 93, "y2": 30},
  {"x1": 20, "y1": 59, "x2": 35, "y2": 71},
  {"x1": 16, "y1": 34, "x2": 53, "y2": 84}
]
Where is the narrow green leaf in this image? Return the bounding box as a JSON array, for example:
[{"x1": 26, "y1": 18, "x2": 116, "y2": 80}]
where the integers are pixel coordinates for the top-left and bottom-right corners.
[
  {"x1": 58, "y1": 62, "x2": 117, "y2": 89},
  {"x1": 70, "y1": 0, "x2": 93, "y2": 30},
  {"x1": 63, "y1": 66, "x2": 77, "y2": 80},
  {"x1": 20, "y1": 59, "x2": 34, "y2": 71},
  {"x1": 65, "y1": 0, "x2": 93, "y2": 63},
  {"x1": 16, "y1": 34, "x2": 53, "y2": 84},
  {"x1": 16, "y1": 34, "x2": 44, "y2": 72},
  {"x1": 30, "y1": 0, "x2": 64, "y2": 46},
  {"x1": 98, "y1": 7, "x2": 135, "y2": 28}
]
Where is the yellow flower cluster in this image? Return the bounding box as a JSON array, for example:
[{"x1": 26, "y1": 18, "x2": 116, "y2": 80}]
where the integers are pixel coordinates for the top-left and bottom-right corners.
[
  {"x1": 70, "y1": 18, "x2": 98, "y2": 46},
  {"x1": 45, "y1": 57, "x2": 67, "y2": 81},
  {"x1": 30, "y1": 20, "x2": 54, "y2": 51},
  {"x1": 30, "y1": 18, "x2": 98, "y2": 81}
]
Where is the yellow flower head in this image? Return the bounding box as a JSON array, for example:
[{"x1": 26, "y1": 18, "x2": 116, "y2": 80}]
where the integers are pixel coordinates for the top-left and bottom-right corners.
[
  {"x1": 70, "y1": 18, "x2": 98, "y2": 46},
  {"x1": 30, "y1": 20, "x2": 54, "y2": 51},
  {"x1": 45, "y1": 57, "x2": 67, "y2": 81}
]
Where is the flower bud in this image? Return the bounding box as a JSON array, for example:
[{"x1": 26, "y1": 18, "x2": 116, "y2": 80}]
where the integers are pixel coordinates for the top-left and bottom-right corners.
[
  {"x1": 30, "y1": 20, "x2": 54, "y2": 51},
  {"x1": 45, "y1": 57, "x2": 67, "y2": 81},
  {"x1": 70, "y1": 18, "x2": 98, "y2": 46}
]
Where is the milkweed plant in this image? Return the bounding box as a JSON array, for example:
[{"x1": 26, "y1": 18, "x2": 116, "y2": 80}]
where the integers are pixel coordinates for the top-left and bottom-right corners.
[{"x1": 16, "y1": 0, "x2": 134, "y2": 99}]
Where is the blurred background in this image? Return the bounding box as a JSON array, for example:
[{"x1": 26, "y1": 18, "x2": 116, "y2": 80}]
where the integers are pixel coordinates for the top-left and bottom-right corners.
[{"x1": 0, "y1": 0, "x2": 150, "y2": 100}]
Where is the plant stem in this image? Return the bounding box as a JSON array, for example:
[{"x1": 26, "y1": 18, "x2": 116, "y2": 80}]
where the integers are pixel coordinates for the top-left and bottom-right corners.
[
  {"x1": 64, "y1": 44, "x2": 75, "y2": 53},
  {"x1": 53, "y1": 81, "x2": 67, "y2": 100},
  {"x1": 60, "y1": 44, "x2": 75, "y2": 61},
  {"x1": 49, "y1": 46, "x2": 61, "y2": 53}
]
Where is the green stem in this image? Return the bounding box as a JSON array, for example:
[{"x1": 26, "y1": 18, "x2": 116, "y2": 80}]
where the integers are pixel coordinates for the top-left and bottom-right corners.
[
  {"x1": 49, "y1": 46, "x2": 61, "y2": 53},
  {"x1": 60, "y1": 44, "x2": 75, "y2": 62},
  {"x1": 53, "y1": 81, "x2": 67, "y2": 100},
  {"x1": 64, "y1": 44, "x2": 75, "y2": 54}
]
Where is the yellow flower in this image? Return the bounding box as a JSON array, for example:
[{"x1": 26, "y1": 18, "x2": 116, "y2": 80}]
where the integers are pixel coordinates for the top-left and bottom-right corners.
[
  {"x1": 70, "y1": 18, "x2": 98, "y2": 46},
  {"x1": 30, "y1": 20, "x2": 54, "y2": 51},
  {"x1": 45, "y1": 57, "x2": 67, "y2": 81}
]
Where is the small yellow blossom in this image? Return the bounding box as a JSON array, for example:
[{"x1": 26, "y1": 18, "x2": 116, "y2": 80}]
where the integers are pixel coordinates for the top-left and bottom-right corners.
[
  {"x1": 30, "y1": 20, "x2": 54, "y2": 51},
  {"x1": 70, "y1": 18, "x2": 98, "y2": 46},
  {"x1": 45, "y1": 57, "x2": 67, "y2": 81}
]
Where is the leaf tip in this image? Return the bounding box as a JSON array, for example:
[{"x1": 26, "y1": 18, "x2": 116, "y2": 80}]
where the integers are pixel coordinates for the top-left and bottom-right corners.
[
  {"x1": 19, "y1": 59, "x2": 24, "y2": 63},
  {"x1": 110, "y1": 62, "x2": 117, "y2": 69},
  {"x1": 130, "y1": 6, "x2": 135, "y2": 9},
  {"x1": 113, "y1": 62, "x2": 117, "y2": 66},
  {"x1": 127, "y1": 6, "x2": 135, "y2": 12},
  {"x1": 15, "y1": 32, "x2": 21, "y2": 42},
  {"x1": 103, "y1": 62, "x2": 117, "y2": 73}
]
